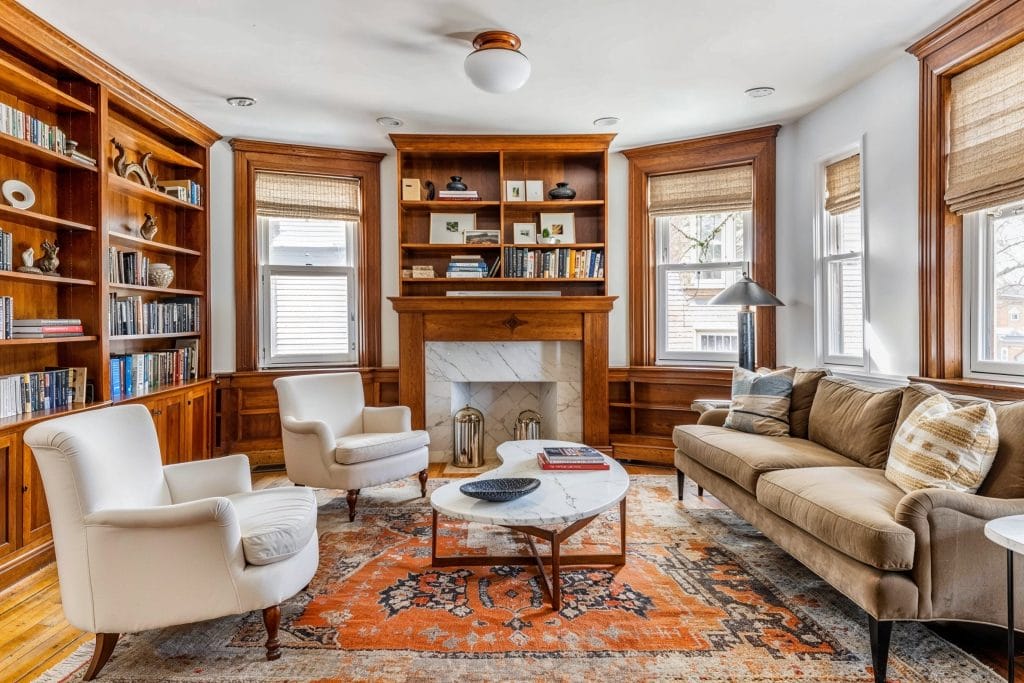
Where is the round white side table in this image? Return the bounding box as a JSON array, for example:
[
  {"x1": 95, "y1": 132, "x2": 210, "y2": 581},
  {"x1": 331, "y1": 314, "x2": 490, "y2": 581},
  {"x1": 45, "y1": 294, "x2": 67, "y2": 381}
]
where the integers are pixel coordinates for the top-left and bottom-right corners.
[{"x1": 984, "y1": 515, "x2": 1024, "y2": 682}]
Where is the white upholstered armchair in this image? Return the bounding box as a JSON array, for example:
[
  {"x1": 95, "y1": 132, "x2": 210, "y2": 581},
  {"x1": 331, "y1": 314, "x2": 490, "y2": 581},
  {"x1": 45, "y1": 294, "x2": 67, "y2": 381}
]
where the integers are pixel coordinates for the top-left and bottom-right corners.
[
  {"x1": 23, "y1": 404, "x2": 319, "y2": 680},
  {"x1": 274, "y1": 372, "x2": 430, "y2": 521}
]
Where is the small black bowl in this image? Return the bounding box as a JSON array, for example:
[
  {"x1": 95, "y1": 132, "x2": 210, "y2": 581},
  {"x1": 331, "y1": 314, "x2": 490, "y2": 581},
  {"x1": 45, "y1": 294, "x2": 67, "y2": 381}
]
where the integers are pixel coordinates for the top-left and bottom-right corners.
[{"x1": 459, "y1": 477, "x2": 541, "y2": 502}]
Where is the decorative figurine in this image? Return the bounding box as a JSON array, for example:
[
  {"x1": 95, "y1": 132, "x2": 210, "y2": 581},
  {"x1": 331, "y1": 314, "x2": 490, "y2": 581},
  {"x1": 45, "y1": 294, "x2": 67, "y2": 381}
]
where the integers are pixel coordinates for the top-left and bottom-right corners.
[
  {"x1": 446, "y1": 176, "x2": 468, "y2": 191},
  {"x1": 112, "y1": 139, "x2": 157, "y2": 188},
  {"x1": 548, "y1": 182, "x2": 577, "y2": 200},
  {"x1": 424, "y1": 180, "x2": 436, "y2": 200},
  {"x1": 37, "y1": 240, "x2": 60, "y2": 276},
  {"x1": 139, "y1": 213, "x2": 158, "y2": 240},
  {"x1": 16, "y1": 246, "x2": 40, "y2": 273}
]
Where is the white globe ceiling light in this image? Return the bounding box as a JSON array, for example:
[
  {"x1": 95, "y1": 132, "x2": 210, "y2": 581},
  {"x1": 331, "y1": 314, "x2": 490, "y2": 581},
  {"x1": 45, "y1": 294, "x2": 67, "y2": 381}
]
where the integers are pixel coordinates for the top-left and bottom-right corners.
[{"x1": 464, "y1": 31, "x2": 530, "y2": 94}]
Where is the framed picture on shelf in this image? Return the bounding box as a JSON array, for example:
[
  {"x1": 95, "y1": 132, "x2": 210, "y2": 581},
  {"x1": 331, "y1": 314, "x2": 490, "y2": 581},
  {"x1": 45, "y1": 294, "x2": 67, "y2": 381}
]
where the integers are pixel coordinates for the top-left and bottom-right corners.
[
  {"x1": 538, "y1": 213, "x2": 575, "y2": 243},
  {"x1": 504, "y1": 180, "x2": 525, "y2": 201},
  {"x1": 463, "y1": 229, "x2": 500, "y2": 245},
  {"x1": 513, "y1": 222, "x2": 537, "y2": 244},
  {"x1": 429, "y1": 213, "x2": 475, "y2": 244},
  {"x1": 526, "y1": 180, "x2": 544, "y2": 201}
]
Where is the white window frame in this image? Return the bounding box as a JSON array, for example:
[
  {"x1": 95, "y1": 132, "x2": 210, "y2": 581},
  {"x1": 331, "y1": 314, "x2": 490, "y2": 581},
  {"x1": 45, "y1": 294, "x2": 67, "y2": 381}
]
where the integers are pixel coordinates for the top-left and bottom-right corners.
[
  {"x1": 814, "y1": 141, "x2": 868, "y2": 370},
  {"x1": 257, "y1": 216, "x2": 358, "y2": 368},
  {"x1": 963, "y1": 202, "x2": 1024, "y2": 381},
  {"x1": 655, "y1": 211, "x2": 751, "y2": 365}
]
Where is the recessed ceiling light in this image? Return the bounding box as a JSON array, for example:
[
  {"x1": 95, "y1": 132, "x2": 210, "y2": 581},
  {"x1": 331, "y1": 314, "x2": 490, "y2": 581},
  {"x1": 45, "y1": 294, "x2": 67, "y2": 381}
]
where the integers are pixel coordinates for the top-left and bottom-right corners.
[
  {"x1": 226, "y1": 96, "x2": 256, "y2": 107},
  {"x1": 745, "y1": 87, "x2": 775, "y2": 98},
  {"x1": 593, "y1": 116, "x2": 620, "y2": 127},
  {"x1": 376, "y1": 116, "x2": 404, "y2": 128}
]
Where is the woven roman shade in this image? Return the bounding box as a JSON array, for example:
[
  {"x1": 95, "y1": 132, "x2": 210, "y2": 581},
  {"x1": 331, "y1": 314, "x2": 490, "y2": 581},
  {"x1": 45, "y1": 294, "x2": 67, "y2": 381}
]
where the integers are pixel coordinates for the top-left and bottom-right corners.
[
  {"x1": 648, "y1": 164, "x2": 753, "y2": 216},
  {"x1": 255, "y1": 171, "x2": 360, "y2": 221},
  {"x1": 945, "y1": 40, "x2": 1024, "y2": 214},
  {"x1": 824, "y1": 154, "x2": 861, "y2": 215}
]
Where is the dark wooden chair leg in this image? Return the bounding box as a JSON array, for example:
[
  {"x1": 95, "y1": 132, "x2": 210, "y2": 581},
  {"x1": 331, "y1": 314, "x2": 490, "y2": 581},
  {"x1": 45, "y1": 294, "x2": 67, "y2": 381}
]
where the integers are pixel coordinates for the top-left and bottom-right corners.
[
  {"x1": 418, "y1": 469, "x2": 428, "y2": 497},
  {"x1": 83, "y1": 632, "x2": 119, "y2": 680},
  {"x1": 263, "y1": 605, "x2": 281, "y2": 661},
  {"x1": 676, "y1": 470, "x2": 685, "y2": 500},
  {"x1": 346, "y1": 489, "x2": 360, "y2": 522},
  {"x1": 697, "y1": 485, "x2": 704, "y2": 497},
  {"x1": 868, "y1": 615, "x2": 893, "y2": 683}
]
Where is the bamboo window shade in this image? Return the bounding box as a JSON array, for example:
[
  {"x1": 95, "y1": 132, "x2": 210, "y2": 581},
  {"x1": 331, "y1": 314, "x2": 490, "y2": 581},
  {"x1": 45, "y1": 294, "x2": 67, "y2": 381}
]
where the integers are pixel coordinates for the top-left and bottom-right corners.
[
  {"x1": 648, "y1": 164, "x2": 753, "y2": 216},
  {"x1": 945, "y1": 40, "x2": 1024, "y2": 214},
  {"x1": 824, "y1": 154, "x2": 861, "y2": 215},
  {"x1": 255, "y1": 171, "x2": 361, "y2": 221}
]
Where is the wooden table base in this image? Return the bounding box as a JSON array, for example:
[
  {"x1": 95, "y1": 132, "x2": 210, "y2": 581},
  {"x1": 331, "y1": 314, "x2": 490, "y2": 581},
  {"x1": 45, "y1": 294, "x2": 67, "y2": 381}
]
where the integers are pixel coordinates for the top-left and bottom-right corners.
[{"x1": 431, "y1": 498, "x2": 627, "y2": 610}]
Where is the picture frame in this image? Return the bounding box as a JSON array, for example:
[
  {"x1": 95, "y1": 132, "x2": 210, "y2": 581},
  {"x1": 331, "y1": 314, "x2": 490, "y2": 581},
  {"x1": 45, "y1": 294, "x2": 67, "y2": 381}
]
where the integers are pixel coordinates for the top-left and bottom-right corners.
[
  {"x1": 525, "y1": 180, "x2": 544, "y2": 201},
  {"x1": 513, "y1": 222, "x2": 537, "y2": 244},
  {"x1": 401, "y1": 177, "x2": 421, "y2": 201},
  {"x1": 429, "y1": 213, "x2": 476, "y2": 244},
  {"x1": 538, "y1": 213, "x2": 575, "y2": 243},
  {"x1": 505, "y1": 180, "x2": 526, "y2": 202},
  {"x1": 463, "y1": 229, "x2": 500, "y2": 245}
]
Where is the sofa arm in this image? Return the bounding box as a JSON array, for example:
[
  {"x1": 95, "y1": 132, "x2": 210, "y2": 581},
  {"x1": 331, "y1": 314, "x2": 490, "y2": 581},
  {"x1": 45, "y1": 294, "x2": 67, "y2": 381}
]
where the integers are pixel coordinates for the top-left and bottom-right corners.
[
  {"x1": 164, "y1": 454, "x2": 252, "y2": 503},
  {"x1": 697, "y1": 408, "x2": 729, "y2": 427},
  {"x1": 895, "y1": 489, "x2": 1024, "y2": 526},
  {"x1": 85, "y1": 497, "x2": 239, "y2": 529},
  {"x1": 363, "y1": 405, "x2": 412, "y2": 433}
]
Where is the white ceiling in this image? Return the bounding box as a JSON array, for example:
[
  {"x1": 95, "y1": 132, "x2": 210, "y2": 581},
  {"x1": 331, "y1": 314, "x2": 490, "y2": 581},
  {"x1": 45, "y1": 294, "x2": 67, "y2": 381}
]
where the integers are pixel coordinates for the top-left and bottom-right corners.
[{"x1": 19, "y1": 0, "x2": 972, "y2": 152}]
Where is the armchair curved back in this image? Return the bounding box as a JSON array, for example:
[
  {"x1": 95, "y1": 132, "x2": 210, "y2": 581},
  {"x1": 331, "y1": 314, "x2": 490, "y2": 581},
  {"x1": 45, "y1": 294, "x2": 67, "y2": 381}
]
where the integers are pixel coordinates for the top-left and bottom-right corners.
[{"x1": 274, "y1": 372, "x2": 365, "y2": 438}]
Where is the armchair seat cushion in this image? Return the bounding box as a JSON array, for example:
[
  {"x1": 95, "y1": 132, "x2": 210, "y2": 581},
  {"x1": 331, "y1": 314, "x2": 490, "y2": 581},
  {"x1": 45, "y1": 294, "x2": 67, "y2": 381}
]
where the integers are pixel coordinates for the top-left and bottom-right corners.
[
  {"x1": 228, "y1": 488, "x2": 317, "y2": 566},
  {"x1": 334, "y1": 430, "x2": 429, "y2": 465}
]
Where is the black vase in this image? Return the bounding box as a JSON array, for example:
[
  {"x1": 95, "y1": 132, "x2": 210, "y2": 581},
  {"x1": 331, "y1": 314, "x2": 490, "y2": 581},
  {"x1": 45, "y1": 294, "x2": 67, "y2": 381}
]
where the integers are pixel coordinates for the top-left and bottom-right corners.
[
  {"x1": 548, "y1": 182, "x2": 576, "y2": 200},
  {"x1": 446, "y1": 176, "x2": 468, "y2": 191}
]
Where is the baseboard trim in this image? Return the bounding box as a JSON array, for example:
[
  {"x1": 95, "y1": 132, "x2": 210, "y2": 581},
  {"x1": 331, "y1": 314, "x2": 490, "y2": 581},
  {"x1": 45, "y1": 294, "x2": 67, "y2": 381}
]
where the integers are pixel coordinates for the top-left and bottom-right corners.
[{"x1": 0, "y1": 541, "x2": 56, "y2": 591}]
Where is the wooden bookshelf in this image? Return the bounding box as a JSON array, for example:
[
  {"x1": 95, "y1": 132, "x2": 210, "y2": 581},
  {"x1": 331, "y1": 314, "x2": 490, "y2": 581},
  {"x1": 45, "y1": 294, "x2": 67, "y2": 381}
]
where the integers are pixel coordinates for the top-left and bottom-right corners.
[
  {"x1": 391, "y1": 134, "x2": 613, "y2": 297},
  {"x1": 107, "y1": 173, "x2": 202, "y2": 210}
]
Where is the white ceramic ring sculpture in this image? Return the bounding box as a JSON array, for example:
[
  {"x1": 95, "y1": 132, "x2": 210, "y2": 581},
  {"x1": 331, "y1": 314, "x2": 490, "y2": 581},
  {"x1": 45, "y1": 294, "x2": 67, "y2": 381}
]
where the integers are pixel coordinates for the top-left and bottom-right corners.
[{"x1": 2, "y1": 179, "x2": 35, "y2": 210}]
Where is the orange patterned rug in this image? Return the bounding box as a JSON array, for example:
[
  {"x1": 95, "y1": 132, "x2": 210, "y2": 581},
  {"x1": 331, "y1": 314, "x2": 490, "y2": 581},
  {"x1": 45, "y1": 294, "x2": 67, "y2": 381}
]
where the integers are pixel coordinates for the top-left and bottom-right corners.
[{"x1": 43, "y1": 476, "x2": 999, "y2": 682}]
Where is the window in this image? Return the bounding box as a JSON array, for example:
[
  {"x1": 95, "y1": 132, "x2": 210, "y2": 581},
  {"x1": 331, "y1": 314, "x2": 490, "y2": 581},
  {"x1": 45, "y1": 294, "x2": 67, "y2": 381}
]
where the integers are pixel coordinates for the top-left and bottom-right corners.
[
  {"x1": 965, "y1": 201, "x2": 1024, "y2": 379},
  {"x1": 817, "y1": 152, "x2": 865, "y2": 367}
]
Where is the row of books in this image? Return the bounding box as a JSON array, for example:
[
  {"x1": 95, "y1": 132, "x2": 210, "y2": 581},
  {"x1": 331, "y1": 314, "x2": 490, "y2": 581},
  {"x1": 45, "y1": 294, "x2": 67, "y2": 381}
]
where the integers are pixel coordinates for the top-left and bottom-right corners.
[
  {"x1": 0, "y1": 367, "x2": 87, "y2": 418},
  {"x1": 437, "y1": 189, "x2": 479, "y2": 201},
  {"x1": 446, "y1": 254, "x2": 496, "y2": 278},
  {"x1": 536, "y1": 446, "x2": 609, "y2": 471},
  {"x1": 0, "y1": 297, "x2": 10, "y2": 338},
  {"x1": 5, "y1": 317, "x2": 83, "y2": 339},
  {"x1": 0, "y1": 102, "x2": 72, "y2": 157},
  {"x1": 0, "y1": 229, "x2": 11, "y2": 271},
  {"x1": 110, "y1": 342, "x2": 199, "y2": 397},
  {"x1": 503, "y1": 247, "x2": 604, "y2": 279},
  {"x1": 159, "y1": 179, "x2": 202, "y2": 207},
  {"x1": 108, "y1": 295, "x2": 199, "y2": 336},
  {"x1": 107, "y1": 247, "x2": 152, "y2": 286}
]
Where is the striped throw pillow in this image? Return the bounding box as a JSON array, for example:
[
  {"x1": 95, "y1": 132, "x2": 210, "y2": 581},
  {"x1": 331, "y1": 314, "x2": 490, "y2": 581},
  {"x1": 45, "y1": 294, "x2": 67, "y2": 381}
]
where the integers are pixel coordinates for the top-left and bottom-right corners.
[
  {"x1": 723, "y1": 367, "x2": 796, "y2": 437},
  {"x1": 885, "y1": 394, "x2": 999, "y2": 494}
]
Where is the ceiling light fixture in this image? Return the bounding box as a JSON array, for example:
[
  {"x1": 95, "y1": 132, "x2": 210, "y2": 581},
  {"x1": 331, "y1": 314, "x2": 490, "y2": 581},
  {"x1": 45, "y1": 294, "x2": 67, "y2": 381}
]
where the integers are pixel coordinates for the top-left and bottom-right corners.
[
  {"x1": 744, "y1": 87, "x2": 775, "y2": 98},
  {"x1": 593, "y1": 116, "x2": 620, "y2": 128},
  {"x1": 226, "y1": 96, "x2": 256, "y2": 107},
  {"x1": 376, "y1": 116, "x2": 404, "y2": 128},
  {"x1": 464, "y1": 30, "x2": 530, "y2": 94}
]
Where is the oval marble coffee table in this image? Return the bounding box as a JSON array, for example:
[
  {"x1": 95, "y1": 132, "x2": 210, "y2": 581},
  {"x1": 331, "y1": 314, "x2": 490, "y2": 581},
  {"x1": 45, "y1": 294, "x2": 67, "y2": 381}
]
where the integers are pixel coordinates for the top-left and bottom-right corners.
[{"x1": 430, "y1": 439, "x2": 630, "y2": 610}]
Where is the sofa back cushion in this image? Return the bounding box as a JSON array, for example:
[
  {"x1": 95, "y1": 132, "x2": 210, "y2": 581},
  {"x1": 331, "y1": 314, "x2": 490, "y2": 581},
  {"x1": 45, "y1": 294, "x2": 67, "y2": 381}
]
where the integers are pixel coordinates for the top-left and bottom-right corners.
[
  {"x1": 789, "y1": 369, "x2": 830, "y2": 439},
  {"x1": 807, "y1": 377, "x2": 903, "y2": 468}
]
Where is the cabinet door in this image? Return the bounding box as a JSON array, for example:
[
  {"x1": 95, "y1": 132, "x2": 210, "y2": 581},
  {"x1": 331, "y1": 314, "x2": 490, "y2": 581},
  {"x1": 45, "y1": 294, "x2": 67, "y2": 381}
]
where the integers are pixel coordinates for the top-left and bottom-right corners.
[
  {"x1": 20, "y1": 443, "x2": 51, "y2": 547},
  {"x1": 0, "y1": 434, "x2": 16, "y2": 558},
  {"x1": 157, "y1": 395, "x2": 185, "y2": 466},
  {"x1": 183, "y1": 385, "x2": 211, "y2": 461}
]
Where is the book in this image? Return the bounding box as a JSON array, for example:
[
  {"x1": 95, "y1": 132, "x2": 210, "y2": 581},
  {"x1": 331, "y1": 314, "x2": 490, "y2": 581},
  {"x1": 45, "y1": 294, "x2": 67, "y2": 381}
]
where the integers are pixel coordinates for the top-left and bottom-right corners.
[
  {"x1": 536, "y1": 453, "x2": 609, "y2": 471},
  {"x1": 543, "y1": 446, "x2": 605, "y2": 459},
  {"x1": 12, "y1": 325, "x2": 84, "y2": 334},
  {"x1": 11, "y1": 332, "x2": 84, "y2": 338},
  {"x1": 12, "y1": 318, "x2": 81, "y2": 326}
]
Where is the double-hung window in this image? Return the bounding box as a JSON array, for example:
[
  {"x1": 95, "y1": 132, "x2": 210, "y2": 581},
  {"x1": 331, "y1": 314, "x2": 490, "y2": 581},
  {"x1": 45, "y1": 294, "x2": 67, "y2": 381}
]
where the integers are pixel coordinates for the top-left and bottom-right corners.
[
  {"x1": 652, "y1": 165, "x2": 752, "y2": 363},
  {"x1": 256, "y1": 172, "x2": 360, "y2": 367},
  {"x1": 817, "y1": 152, "x2": 865, "y2": 367}
]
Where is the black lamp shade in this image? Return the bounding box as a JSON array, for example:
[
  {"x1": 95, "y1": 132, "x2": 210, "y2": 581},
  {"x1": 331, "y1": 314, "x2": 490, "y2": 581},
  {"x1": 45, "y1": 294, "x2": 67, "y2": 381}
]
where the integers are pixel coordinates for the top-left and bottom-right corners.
[{"x1": 707, "y1": 273, "x2": 784, "y2": 307}]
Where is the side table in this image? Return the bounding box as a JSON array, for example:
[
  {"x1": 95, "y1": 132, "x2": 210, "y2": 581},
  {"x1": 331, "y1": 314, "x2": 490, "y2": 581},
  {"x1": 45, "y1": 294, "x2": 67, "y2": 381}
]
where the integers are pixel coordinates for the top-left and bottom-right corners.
[{"x1": 984, "y1": 515, "x2": 1024, "y2": 682}]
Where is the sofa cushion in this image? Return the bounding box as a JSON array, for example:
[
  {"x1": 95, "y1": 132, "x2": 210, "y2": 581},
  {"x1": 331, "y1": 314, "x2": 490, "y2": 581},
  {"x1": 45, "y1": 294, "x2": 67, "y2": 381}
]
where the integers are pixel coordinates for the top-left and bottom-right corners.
[
  {"x1": 756, "y1": 467, "x2": 914, "y2": 570},
  {"x1": 228, "y1": 487, "x2": 317, "y2": 566},
  {"x1": 335, "y1": 430, "x2": 429, "y2": 465},
  {"x1": 789, "y1": 368, "x2": 831, "y2": 439},
  {"x1": 723, "y1": 366, "x2": 796, "y2": 436},
  {"x1": 673, "y1": 424, "x2": 860, "y2": 494},
  {"x1": 807, "y1": 377, "x2": 903, "y2": 468}
]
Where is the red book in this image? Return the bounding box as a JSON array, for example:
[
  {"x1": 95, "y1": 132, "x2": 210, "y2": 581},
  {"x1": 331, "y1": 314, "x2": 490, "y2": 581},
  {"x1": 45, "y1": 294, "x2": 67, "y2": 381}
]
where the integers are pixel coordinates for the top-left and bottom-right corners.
[
  {"x1": 12, "y1": 325, "x2": 84, "y2": 333},
  {"x1": 536, "y1": 453, "x2": 609, "y2": 471}
]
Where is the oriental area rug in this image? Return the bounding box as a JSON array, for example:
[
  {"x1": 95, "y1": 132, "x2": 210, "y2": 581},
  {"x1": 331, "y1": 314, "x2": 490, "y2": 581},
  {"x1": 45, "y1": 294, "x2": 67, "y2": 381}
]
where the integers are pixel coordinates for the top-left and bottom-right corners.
[{"x1": 42, "y1": 476, "x2": 999, "y2": 682}]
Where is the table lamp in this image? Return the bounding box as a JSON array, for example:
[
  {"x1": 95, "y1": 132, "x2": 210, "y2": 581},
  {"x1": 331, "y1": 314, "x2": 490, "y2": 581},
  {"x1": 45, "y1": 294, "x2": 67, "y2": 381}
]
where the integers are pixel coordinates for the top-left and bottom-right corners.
[{"x1": 707, "y1": 272, "x2": 784, "y2": 370}]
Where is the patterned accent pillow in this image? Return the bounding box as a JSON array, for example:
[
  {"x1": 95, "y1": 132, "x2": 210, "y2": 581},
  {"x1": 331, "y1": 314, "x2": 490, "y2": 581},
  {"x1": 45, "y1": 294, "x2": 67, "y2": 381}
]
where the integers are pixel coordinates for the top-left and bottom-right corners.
[
  {"x1": 885, "y1": 393, "x2": 999, "y2": 494},
  {"x1": 723, "y1": 367, "x2": 796, "y2": 437}
]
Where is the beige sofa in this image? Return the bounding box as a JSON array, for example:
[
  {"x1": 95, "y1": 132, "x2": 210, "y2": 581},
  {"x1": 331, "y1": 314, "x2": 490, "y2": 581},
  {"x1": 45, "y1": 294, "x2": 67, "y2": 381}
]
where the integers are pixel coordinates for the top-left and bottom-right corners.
[{"x1": 674, "y1": 376, "x2": 1024, "y2": 683}]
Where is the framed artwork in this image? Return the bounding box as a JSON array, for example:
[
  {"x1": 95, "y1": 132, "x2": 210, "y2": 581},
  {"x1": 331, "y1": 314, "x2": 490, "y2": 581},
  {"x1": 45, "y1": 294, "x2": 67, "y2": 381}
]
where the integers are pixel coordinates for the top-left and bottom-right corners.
[
  {"x1": 463, "y1": 229, "x2": 500, "y2": 245},
  {"x1": 505, "y1": 180, "x2": 526, "y2": 201},
  {"x1": 525, "y1": 180, "x2": 544, "y2": 201},
  {"x1": 513, "y1": 222, "x2": 537, "y2": 244},
  {"x1": 538, "y1": 212, "x2": 575, "y2": 243},
  {"x1": 429, "y1": 213, "x2": 475, "y2": 244}
]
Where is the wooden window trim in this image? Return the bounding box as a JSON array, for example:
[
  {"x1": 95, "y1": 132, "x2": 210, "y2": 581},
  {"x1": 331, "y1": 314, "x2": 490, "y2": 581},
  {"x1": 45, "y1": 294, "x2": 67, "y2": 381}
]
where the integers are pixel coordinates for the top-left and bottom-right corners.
[
  {"x1": 909, "y1": 0, "x2": 1024, "y2": 381},
  {"x1": 231, "y1": 139, "x2": 385, "y2": 370},
  {"x1": 622, "y1": 125, "x2": 780, "y2": 367}
]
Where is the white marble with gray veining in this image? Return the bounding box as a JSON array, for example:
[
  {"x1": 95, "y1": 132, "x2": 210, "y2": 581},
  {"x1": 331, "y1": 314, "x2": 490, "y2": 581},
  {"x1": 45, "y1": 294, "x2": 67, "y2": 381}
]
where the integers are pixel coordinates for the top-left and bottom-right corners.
[{"x1": 430, "y1": 440, "x2": 629, "y2": 526}]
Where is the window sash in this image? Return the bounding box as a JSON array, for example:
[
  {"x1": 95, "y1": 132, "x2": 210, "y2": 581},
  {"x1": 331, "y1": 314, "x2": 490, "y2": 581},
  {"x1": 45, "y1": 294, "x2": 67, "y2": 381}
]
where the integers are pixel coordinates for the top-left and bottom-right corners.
[
  {"x1": 817, "y1": 171, "x2": 866, "y2": 368},
  {"x1": 820, "y1": 253, "x2": 865, "y2": 365},
  {"x1": 656, "y1": 262, "x2": 745, "y2": 363}
]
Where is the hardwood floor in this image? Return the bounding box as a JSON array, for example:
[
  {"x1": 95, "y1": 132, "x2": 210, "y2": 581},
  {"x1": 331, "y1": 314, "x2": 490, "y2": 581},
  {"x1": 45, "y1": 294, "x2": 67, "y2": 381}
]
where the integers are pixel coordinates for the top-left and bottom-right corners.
[{"x1": 0, "y1": 463, "x2": 1016, "y2": 681}]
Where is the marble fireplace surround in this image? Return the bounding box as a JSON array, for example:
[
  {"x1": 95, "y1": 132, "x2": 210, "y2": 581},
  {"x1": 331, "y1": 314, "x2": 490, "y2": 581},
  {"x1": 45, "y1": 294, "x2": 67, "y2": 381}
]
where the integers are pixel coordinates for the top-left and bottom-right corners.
[{"x1": 426, "y1": 342, "x2": 582, "y2": 461}]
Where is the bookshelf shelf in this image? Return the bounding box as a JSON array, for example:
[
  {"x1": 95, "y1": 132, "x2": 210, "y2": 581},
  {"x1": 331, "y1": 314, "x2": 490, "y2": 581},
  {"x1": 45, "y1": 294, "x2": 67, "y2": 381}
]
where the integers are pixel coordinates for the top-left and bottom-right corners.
[
  {"x1": 512, "y1": 242, "x2": 604, "y2": 249},
  {"x1": 109, "y1": 332, "x2": 201, "y2": 341},
  {"x1": 508, "y1": 200, "x2": 604, "y2": 209},
  {"x1": 0, "y1": 130, "x2": 97, "y2": 170},
  {"x1": 400, "y1": 243, "x2": 501, "y2": 252},
  {"x1": 108, "y1": 114, "x2": 202, "y2": 169},
  {"x1": 0, "y1": 204, "x2": 95, "y2": 232},
  {"x1": 107, "y1": 232, "x2": 202, "y2": 256},
  {"x1": 107, "y1": 283, "x2": 204, "y2": 296},
  {"x1": 401, "y1": 200, "x2": 501, "y2": 210},
  {"x1": 403, "y1": 277, "x2": 604, "y2": 283},
  {"x1": 0, "y1": 270, "x2": 95, "y2": 286},
  {"x1": 0, "y1": 335, "x2": 96, "y2": 346},
  {"x1": 107, "y1": 174, "x2": 203, "y2": 210},
  {"x1": 0, "y1": 54, "x2": 94, "y2": 113}
]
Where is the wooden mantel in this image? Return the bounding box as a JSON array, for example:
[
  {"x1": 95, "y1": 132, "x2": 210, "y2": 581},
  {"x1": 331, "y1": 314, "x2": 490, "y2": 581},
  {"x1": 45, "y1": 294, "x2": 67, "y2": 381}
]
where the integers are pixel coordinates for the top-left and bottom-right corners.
[{"x1": 389, "y1": 296, "x2": 617, "y2": 447}]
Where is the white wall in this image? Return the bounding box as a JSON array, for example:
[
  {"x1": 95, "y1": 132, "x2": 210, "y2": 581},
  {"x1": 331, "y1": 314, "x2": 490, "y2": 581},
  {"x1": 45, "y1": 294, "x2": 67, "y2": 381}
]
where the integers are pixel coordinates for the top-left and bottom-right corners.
[
  {"x1": 209, "y1": 141, "x2": 235, "y2": 373},
  {"x1": 775, "y1": 55, "x2": 920, "y2": 378}
]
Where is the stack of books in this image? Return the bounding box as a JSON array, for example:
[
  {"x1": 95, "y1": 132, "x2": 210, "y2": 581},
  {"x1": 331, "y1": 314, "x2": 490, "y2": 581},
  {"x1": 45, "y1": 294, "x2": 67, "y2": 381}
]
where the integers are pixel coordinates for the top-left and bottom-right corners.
[
  {"x1": 110, "y1": 341, "x2": 199, "y2": 397},
  {"x1": 503, "y1": 247, "x2": 604, "y2": 279},
  {"x1": 0, "y1": 102, "x2": 69, "y2": 156},
  {"x1": 0, "y1": 229, "x2": 11, "y2": 270},
  {"x1": 437, "y1": 189, "x2": 479, "y2": 201},
  {"x1": 68, "y1": 148, "x2": 96, "y2": 166},
  {"x1": 446, "y1": 255, "x2": 489, "y2": 278},
  {"x1": 11, "y1": 317, "x2": 83, "y2": 339},
  {"x1": 159, "y1": 179, "x2": 202, "y2": 207},
  {"x1": 537, "y1": 446, "x2": 609, "y2": 471},
  {"x1": 0, "y1": 296, "x2": 11, "y2": 338},
  {"x1": 404, "y1": 265, "x2": 435, "y2": 279},
  {"x1": 0, "y1": 367, "x2": 85, "y2": 417},
  {"x1": 108, "y1": 295, "x2": 199, "y2": 336}
]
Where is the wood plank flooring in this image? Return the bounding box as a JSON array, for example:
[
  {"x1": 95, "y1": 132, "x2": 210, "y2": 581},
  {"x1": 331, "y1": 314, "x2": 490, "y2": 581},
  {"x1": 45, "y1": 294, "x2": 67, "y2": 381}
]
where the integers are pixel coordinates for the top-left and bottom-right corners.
[{"x1": 0, "y1": 463, "x2": 1016, "y2": 681}]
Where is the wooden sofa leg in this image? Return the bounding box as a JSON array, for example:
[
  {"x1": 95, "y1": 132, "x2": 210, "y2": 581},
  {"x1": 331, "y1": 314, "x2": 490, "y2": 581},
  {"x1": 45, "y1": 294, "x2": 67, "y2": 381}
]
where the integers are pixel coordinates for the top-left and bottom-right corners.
[
  {"x1": 868, "y1": 615, "x2": 892, "y2": 683},
  {"x1": 346, "y1": 489, "x2": 360, "y2": 522},
  {"x1": 697, "y1": 485, "x2": 704, "y2": 497},
  {"x1": 676, "y1": 470, "x2": 685, "y2": 500},
  {"x1": 83, "y1": 632, "x2": 119, "y2": 680},
  {"x1": 418, "y1": 468, "x2": 428, "y2": 497},
  {"x1": 263, "y1": 605, "x2": 281, "y2": 661}
]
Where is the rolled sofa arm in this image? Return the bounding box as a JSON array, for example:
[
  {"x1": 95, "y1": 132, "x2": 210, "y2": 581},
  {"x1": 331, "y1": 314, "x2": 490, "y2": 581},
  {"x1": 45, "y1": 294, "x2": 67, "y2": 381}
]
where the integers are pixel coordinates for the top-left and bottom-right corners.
[
  {"x1": 84, "y1": 497, "x2": 238, "y2": 529},
  {"x1": 697, "y1": 408, "x2": 729, "y2": 427},
  {"x1": 895, "y1": 488, "x2": 1024, "y2": 526},
  {"x1": 164, "y1": 454, "x2": 252, "y2": 503},
  {"x1": 363, "y1": 405, "x2": 412, "y2": 433}
]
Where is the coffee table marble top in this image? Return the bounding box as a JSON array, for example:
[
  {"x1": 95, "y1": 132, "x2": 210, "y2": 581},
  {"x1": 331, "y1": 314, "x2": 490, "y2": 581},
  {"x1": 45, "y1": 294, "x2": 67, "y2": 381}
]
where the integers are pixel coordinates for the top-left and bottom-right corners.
[
  {"x1": 985, "y1": 515, "x2": 1024, "y2": 555},
  {"x1": 431, "y1": 439, "x2": 629, "y2": 527}
]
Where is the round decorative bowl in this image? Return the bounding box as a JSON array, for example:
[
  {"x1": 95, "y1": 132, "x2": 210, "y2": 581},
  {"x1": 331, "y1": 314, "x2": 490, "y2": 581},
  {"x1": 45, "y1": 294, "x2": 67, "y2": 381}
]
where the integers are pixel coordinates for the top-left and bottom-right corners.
[
  {"x1": 459, "y1": 477, "x2": 541, "y2": 502},
  {"x1": 148, "y1": 263, "x2": 174, "y2": 288},
  {"x1": 548, "y1": 182, "x2": 576, "y2": 200}
]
